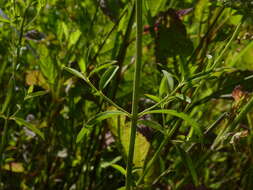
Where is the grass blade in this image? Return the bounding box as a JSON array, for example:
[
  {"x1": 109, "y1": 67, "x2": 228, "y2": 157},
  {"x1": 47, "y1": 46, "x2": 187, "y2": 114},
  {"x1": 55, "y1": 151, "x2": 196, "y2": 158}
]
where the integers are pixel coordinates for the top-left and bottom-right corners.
[
  {"x1": 99, "y1": 65, "x2": 119, "y2": 90},
  {"x1": 63, "y1": 66, "x2": 87, "y2": 81},
  {"x1": 24, "y1": 91, "x2": 48, "y2": 100},
  {"x1": 76, "y1": 126, "x2": 90, "y2": 143}
]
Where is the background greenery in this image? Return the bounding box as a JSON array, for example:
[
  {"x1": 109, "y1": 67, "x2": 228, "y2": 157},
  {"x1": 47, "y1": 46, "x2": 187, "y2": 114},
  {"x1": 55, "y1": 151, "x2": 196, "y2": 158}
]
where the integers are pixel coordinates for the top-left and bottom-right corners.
[{"x1": 0, "y1": 0, "x2": 253, "y2": 189}]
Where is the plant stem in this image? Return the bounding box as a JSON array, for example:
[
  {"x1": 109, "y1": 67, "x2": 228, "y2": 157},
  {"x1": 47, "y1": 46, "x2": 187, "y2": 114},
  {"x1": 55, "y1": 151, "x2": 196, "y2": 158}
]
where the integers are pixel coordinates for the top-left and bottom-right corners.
[
  {"x1": 125, "y1": 0, "x2": 142, "y2": 189},
  {"x1": 212, "y1": 22, "x2": 242, "y2": 69},
  {"x1": 85, "y1": 79, "x2": 131, "y2": 117},
  {"x1": 138, "y1": 83, "x2": 183, "y2": 116}
]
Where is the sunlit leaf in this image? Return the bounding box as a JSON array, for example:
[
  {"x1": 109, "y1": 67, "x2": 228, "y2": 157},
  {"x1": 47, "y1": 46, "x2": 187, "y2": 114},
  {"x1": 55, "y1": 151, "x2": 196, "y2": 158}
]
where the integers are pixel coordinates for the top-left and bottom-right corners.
[
  {"x1": 78, "y1": 58, "x2": 86, "y2": 73},
  {"x1": 64, "y1": 66, "x2": 87, "y2": 81},
  {"x1": 89, "y1": 60, "x2": 117, "y2": 77},
  {"x1": 2, "y1": 162, "x2": 24, "y2": 173},
  {"x1": 101, "y1": 156, "x2": 122, "y2": 168},
  {"x1": 76, "y1": 126, "x2": 90, "y2": 143},
  {"x1": 120, "y1": 123, "x2": 150, "y2": 170},
  {"x1": 0, "y1": 17, "x2": 10, "y2": 23},
  {"x1": 144, "y1": 94, "x2": 161, "y2": 103},
  {"x1": 106, "y1": 108, "x2": 150, "y2": 171},
  {"x1": 38, "y1": 44, "x2": 57, "y2": 85},
  {"x1": 24, "y1": 91, "x2": 48, "y2": 100},
  {"x1": 175, "y1": 93, "x2": 192, "y2": 103},
  {"x1": 99, "y1": 65, "x2": 119, "y2": 90},
  {"x1": 111, "y1": 164, "x2": 126, "y2": 176},
  {"x1": 68, "y1": 29, "x2": 81, "y2": 48},
  {"x1": 162, "y1": 70, "x2": 174, "y2": 91},
  {"x1": 26, "y1": 70, "x2": 49, "y2": 90}
]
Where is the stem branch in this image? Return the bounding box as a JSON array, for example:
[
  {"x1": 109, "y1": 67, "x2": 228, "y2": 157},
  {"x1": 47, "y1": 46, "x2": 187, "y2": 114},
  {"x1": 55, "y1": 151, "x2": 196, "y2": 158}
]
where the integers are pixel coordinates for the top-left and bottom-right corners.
[{"x1": 126, "y1": 0, "x2": 142, "y2": 189}]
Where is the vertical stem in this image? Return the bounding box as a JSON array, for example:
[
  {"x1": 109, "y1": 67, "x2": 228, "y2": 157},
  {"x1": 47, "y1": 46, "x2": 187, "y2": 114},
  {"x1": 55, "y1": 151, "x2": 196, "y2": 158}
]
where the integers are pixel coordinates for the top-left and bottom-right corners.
[{"x1": 126, "y1": 0, "x2": 142, "y2": 189}]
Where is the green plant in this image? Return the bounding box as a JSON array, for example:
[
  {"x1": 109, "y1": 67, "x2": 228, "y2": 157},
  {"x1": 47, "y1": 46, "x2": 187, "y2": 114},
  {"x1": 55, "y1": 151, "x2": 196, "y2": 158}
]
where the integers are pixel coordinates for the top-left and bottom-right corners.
[{"x1": 0, "y1": 0, "x2": 253, "y2": 190}]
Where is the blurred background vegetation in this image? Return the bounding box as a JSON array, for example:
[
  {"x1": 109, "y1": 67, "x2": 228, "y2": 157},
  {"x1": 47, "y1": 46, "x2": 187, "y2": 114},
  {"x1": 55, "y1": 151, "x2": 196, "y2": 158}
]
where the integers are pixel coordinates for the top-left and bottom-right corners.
[{"x1": 0, "y1": 0, "x2": 253, "y2": 189}]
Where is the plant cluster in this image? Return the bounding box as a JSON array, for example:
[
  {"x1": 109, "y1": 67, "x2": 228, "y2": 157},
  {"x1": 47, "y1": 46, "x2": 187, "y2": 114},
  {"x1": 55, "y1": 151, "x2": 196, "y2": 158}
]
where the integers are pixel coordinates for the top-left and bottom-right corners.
[{"x1": 0, "y1": 0, "x2": 253, "y2": 190}]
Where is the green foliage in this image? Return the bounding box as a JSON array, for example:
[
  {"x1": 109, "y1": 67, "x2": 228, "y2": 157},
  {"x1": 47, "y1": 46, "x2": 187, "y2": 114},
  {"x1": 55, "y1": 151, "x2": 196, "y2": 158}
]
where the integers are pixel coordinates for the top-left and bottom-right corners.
[{"x1": 0, "y1": 0, "x2": 253, "y2": 190}]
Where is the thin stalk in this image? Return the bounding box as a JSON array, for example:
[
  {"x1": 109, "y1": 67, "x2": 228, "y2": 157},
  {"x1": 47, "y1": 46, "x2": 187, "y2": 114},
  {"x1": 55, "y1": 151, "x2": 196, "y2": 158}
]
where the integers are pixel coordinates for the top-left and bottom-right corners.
[
  {"x1": 138, "y1": 83, "x2": 183, "y2": 116},
  {"x1": 92, "y1": 9, "x2": 128, "y2": 61},
  {"x1": 14, "y1": 3, "x2": 30, "y2": 78},
  {"x1": 125, "y1": 0, "x2": 142, "y2": 189},
  {"x1": 187, "y1": 7, "x2": 225, "y2": 65},
  {"x1": 211, "y1": 22, "x2": 242, "y2": 69},
  {"x1": 85, "y1": 79, "x2": 131, "y2": 117}
]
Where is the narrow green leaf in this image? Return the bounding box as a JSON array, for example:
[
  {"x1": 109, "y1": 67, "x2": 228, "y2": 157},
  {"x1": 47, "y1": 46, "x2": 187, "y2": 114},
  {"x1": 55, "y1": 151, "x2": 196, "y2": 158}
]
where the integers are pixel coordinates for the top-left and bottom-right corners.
[
  {"x1": 61, "y1": 21, "x2": 69, "y2": 39},
  {"x1": 186, "y1": 70, "x2": 213, "y2": 83},
  {"x1": 68, "y1": 29, "x2": 81, "y2": 49},
  {"x1": 175, "y1": 144, "x2": 199, "y2": 186},
  {"x1": 78, "y1": 58, "x2": 86, "y2": 73},
  {"x1": 27, "y1": 85, "x2": 34, "y2": 94},
  {"x1": 101, "y1": 156, "x2": 122, "y2": 168},
  {"x1": 141, "y1": 109, "x2": 202, "y2": 137},
  {"x1": 159, "y1": 71, "x2": 176, "y2": 97},
  {"x1": 88, "y1": 110, "x2": 127, "y2": 125},
  {"x1": 76, "y1": 126, "x2": 90, "y2": 143},
  {"x1": 11, "y1": 117, "x2": 45, "y2": 140},
  {"x1": 162, "y1": 70, "x2": 174, "y2": 91},
  {"x1": 24, "y1": 91, "x2": 48, "y2": 100},
  {"x1": 138, "y1": 120, "x2": 166, "y2": 135},
  {"x1": 63, "y1": 66, "x2": 87, "y2": 81},
  {"x1": 159, "y1": 77, "x2": 168, "y2": 97},
  {"x1": 0, "y1": 17, "x2": 10, "y2": 23},
  {"x1": 175, "y1": 93, "x2": 192, "y2": 103},
  {"x1": 111, "y1": 164, "x2": 126, "y2": 176},
  {"x1": 99, "y1": 66, "x2": 119, "y2": 90},
  {"x1": 144, "y1": 94, "x2": 161, "y2": 103},
  {"x1": 89, "y1": 60, "x2": 117, "y2": 77}
]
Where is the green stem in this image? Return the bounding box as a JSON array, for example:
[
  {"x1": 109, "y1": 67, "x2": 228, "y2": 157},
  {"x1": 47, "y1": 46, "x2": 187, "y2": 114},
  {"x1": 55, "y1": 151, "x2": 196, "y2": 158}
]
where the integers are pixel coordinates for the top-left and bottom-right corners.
[
  {"x1": 212, "y1": 22, "x2": 242, "y2": 69},
  {"x1": 138, "y1": 83, "x2": 182, "y2": 116},
  {"x1": 14, "y1": 3, "x2": 29, "y2": 78},
  {"x1": 85, "y1": 79, "x2": 131, "y2": 117},
  {"x1": 92, "y1": 9, "x2": 128, "y2": 61},
  {"x1": 125, "y1": 0, "x2": 142, "y2": 189}
]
